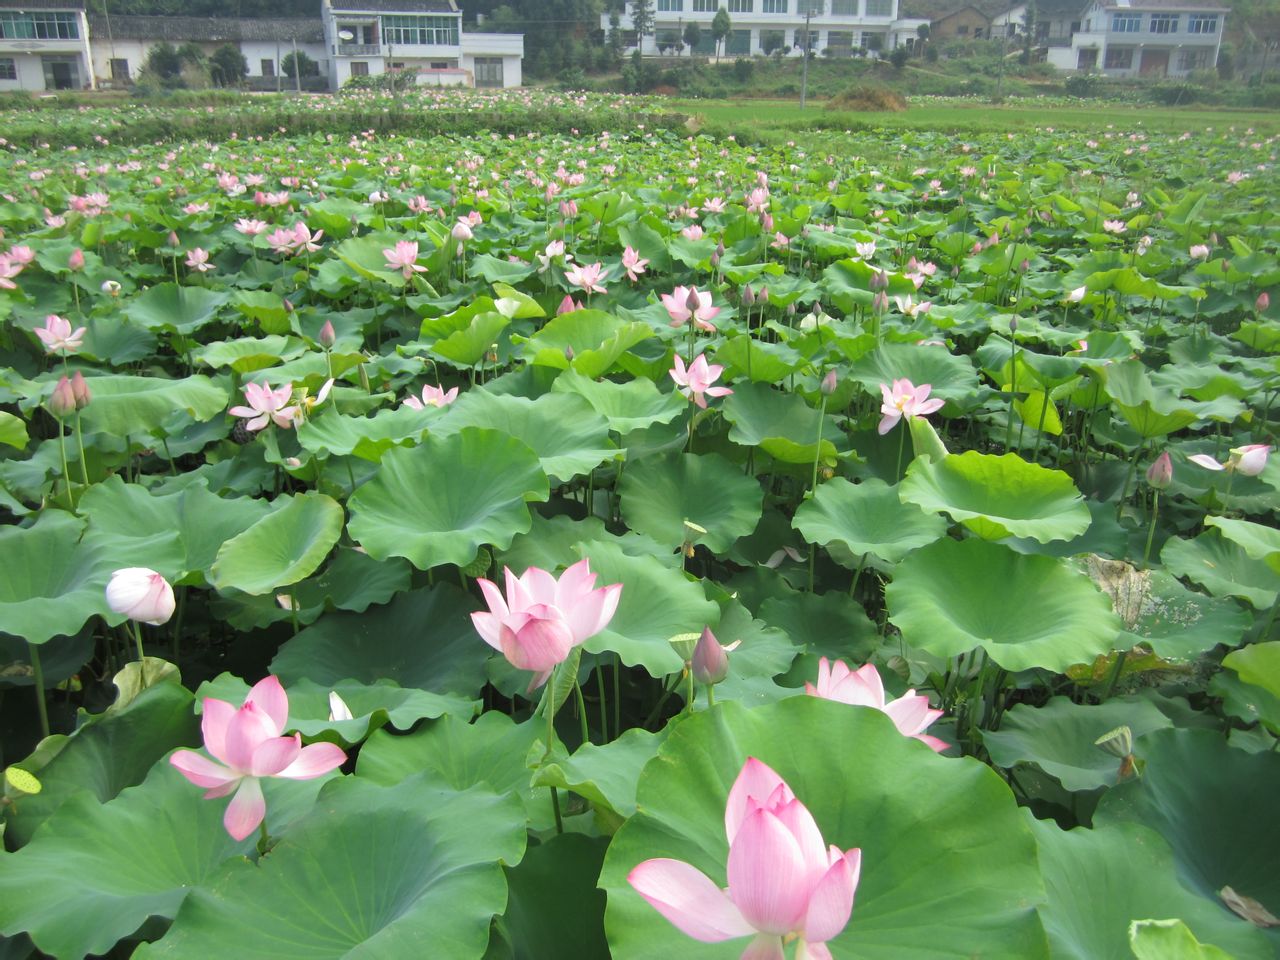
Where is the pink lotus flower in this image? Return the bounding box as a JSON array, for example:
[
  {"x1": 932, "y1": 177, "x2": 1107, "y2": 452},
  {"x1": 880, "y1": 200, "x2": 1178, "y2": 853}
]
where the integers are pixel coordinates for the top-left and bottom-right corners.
[
  {"x1": 622, "y1": 246, "x2": 648, "y2": 282},
  {"x1": 451, "y1": 218, "x2": 474, "y2": 242},
  {"x1": 471, "y1": 559, "x2": 621, "y2": 691},
  {"x1": 34, "y1": 314, "x2": 86, "y2": 354},
  {"x1": 681, "y1": 224, "x2": 704, "y2": 241},
  {"x1": 893, "y1": 295, "x2": 932, "y2": 318},
  {"x1": 383, "y1": 240, "x2": 428, "y2": 279},
  {"x1": 691, "y1": 626, "x2": 739, "y2": 685},
  {"x1": 228, "y1": 381, "x2": 299, "y2": 432},
  {"x1": 266, "y1": 227, "x2": 299, "y2": 256},
  {"x1": 185, "y1": 248, "x2": 214, "y2": 273},
  {"x1": 105, "y1": 567, "x2": 176, "y2": 626},
  {"x1": 403, "y1": 383, "x2": 459, "y2": 410},
  {"x1": 1146, "y1": 451, "x2": 1173, "y2": 490},
  {"x1": 1102, "y1": 220, "x2": 1127, "y2": 235},
  {"x1": 806, "y1": 658, "x2": 947, "y2": 752},
  {"x1": 670, "y1": 354, "x2": 732, "y2": 409},
  {"x1": 536, "y1": 239, "x2": 567, "y2": 274},
  {"x1": 629, "y1": 757, "x2": 861, "y2": 960},
  {"x1": 878, "y1": 378, "x2": 944, "y2": 435},
  {"x1": 1188, "y1": 444, "x2": 1272, "y2": 478},
  {"x1": 565, "y1": 261, "x2": 608, "y2": 295},
  {"x1": 855, "y1": 240, "x2": 876, "y2": 260},
  {"x1": 170, "y1": 676, "x2": 346, "y2": 841},
  {"x1": 291, "y1": 222, "x2": 324, "y2": 254},
  {"x1": 0, "y1": 256, "x2": 23, "y2": 290},
  {"x1": 234, "y1": 218, "x2": 269, "y2": 236},
  {"x1": 662, "y1": 285, "x2": 721, "y2": 333},
  {"x1": 703, "y1": 196, "x2": 727, "y2": 213},
  {"x1": 68, "y1": 248, "x2": 85, "y2": 271},
  {"x1": 771, "y1": 231, "x2": 791, "y2": 250},
  {"x1": 557, "y1": 295, "x2": 583, "y2": 315}
]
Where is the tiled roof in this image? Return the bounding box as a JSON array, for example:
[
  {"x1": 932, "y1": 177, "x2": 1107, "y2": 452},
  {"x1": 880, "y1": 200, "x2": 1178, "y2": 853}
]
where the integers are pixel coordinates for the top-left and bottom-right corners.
[
  {"x1": 1099, "y1": 0, "x2": 1228, "y2": 10},
  {"x1": 0, "y1": 0, "x2": 84, "y2": 8},
  {"x1": 328, "y1": 0, "x2": 458, "y2": 12},
  {"x1": 86, "y1": 15, "x2": 325, "y2": 43}
]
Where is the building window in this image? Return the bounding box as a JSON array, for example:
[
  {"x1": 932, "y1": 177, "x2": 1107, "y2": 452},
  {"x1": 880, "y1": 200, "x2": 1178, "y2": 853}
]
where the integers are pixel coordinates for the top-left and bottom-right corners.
[
  {"x1": 658, "y1": 0, "x2": 683, "y2": 10},
  {"x1": 1187, "y1": 14, "x2": 1217, "y2": 33},
  {"x1": 763, "y1": 0, "x2": 789, "y2": 11},
  {"x1": 0, "y1": 57, "x2": 15, "y2": 80},
  {"x1": 41, "y1": 56, "x2": 79, "y2": 89},
  {"x1": 693, "y1": 0, "x2": 717, "y2": 10},
  {"x1": 865, "y1": 31, "x2": 883, "y2": 49},
  {"x1": 1149, "y1": 14, "x2": 1178, "y2": 33},
  {"x1": 957, "y1": 24, "x2": 969, "y2": 35},
  {"x1": 261, "y1": 59, "x2": 275, "y2": 77},
  {"x1": 474, "y1": 56, "x2": 503, "y2": 86},
  {"x1": 110, "y1": 58, "x2": 130, "y2": 81},
  {"x1": 865, "y1": 0, "x2": 892, "y2": 17},
  {"x1": 1111, "y1": 13, "x2": 1141, "y2": 32},
  {"x1": 1177, "y1": 47, "x2": 1211, "y2": 69},
  {"x1": 799, "y1": 0, "x2": 824, "y2": 12},
  {"x1": 381, "y1": 15, "x2": 459, "y2": 46},
  {"x1": 760, "y1": 28, "x2": 787, "y2": 52},
  {"x1": 0, "y1": 11, "x2": 80, "y2": 40},
  {"x1": 826, "y1": 30, "x2": 854, "y2": 53},
  {"x1": 727, "y1": 28, "x2": 752, "y2": 53},
  {"x1": 1077, "y1": 47, "x2": 1098, "y2": 68},
  {"x1": 831, "y1": 0, "x2": 857, "y2": 13},
  {"x1": 795, "y1": 27, "x2": 816, "y2": 49},
  {"x1": 430, "y1": 61, "x2": 449, "y2": 68},
  {"x1": 728, "y1": 0, "x2": 754, "y2": 11},
  {"x1": 350, "y1": 61, "x2": 369, "y2": 76},
  {"x1": 1104, "y1": 46, "x2": 1133, "y2": 68}
]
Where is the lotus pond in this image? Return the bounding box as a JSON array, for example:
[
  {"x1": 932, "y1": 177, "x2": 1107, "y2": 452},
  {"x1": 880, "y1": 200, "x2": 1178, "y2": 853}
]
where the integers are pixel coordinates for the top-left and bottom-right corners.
[{"x1": 0, "y1": 90, "x2": 1278, "y2": 959}]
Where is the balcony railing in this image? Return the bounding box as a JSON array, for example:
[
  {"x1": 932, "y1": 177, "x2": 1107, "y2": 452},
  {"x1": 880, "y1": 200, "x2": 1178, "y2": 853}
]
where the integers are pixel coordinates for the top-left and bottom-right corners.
[{"x1": 337, "y1": 43, "x2": 379, "y2": 56}]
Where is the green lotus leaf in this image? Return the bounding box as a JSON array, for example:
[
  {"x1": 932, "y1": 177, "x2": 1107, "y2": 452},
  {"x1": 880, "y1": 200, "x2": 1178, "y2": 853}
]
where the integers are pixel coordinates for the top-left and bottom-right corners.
[
  {"x1": 1161, "y1": 532, "x2": 1280, "y2": 609},
  {"x1": 500, "y1": 833, "x2": 610, "y2": 960},
  {"x1": 0, "y1": 512, "x2": 119, "y2": 644},
  {"x1": 722, "y1": 380, "x2": 838, "y2": 464},
  {"x1": 1030, "y1": 816, "x2": 1271, "y2": 960},
  {"x1": 900, "y1": 451, "x2": 1091, "y2": 542},
  {"x1": 432, "y1": 311, "x2": 510, "y2": 367},
  {"x1": 1205, "y1": 516, "x2": 1280, "y2": 575},
  {"x1": 0, "y1": 411, "x2": 28, "y2": 450},
  {"x1": 519, "y1": 309, "x2": 654, "y2": 379},
  {"x1": 135, "y1": 774, "x2": 525, "y2": 960},
  {"x1": 0, "y1": 761, "x2": 332, "y2": 959},
  {"x1": 498, "y1": 513, "x2": 612, "y2": 574},
  {"x1": 230, "y1": 291, "x2": 290, "y2": 335},
  {"x1": 0, "y1": 630, "x2": 93, "y2": 692},
  {"x1": 347, "y1": 427, "x2": 548, "y2": 569},
  {"x1": 757, "y1": 589, "x2": 880, "y2": 665},
  {"x1": 618, "y1": 452, "x2": 762, "y2": 554},
  {"x1": 76, "y1": 374, "x2": 229, "y2": 439},
  {"x1": 845, "y1": 341, "x2": 981, "y2": 403},
  {"x1": 358, "y1": 712, "x2": 553, "y2": 831},
  {"x1": 209, "y1": 492, "x2": 344, "y2": 596},
  {"x1": 793, "y1": 477, "x2": 947, "y2": 563},
  {"x1": 551, "y1": 369, "x2": 685, "y2": 435},
  {"x1": 193, "y1": 335, "x2": 304, "y2": 373},
  {"x1": 887, "y1": 538, "x2": 1123, "y2": 672},
  {"x1": 433, "y1": 389, "x2": 618, "y2": 484},
  {"x1": 128, "y1": 282, "x2": 229, "y2": 334},
  {"x1": 1129, "y1": 920, "x2": 1237, "y2": 960},
  {"x1": 1222, "y1": 642, "x2": 1280, "y2": 702},
  {"x1": 600, "y1": 698, "x2": 1048, "y2": 959},
  {"x1": 533, "y1": 725, "x2": 670, "y2": 823},
  {"x1": 470, "y1": 252, "x2": 537, "y2": 284},
  {"x1": 714, "y1": 335, "x2": 806, "y2": 383},
  {"x1": 1107, "y1": 568, "x2": 1251, "y2": 661},
  {"x1": 983, "y1": 696, "x2": 1173, "y2": 792},
  {"x1": 294, "y1": 405, "x2": 434, "y2": 462},
  {"x1": 1100, "y1": 360, "x2": 1200, "y2": 439},
  {"x1": 1097, "y1": 729, "x2": 1280, "y2": 953},
  {"x1": 77, "y1": 313, "x2": 158, "y2": 366},
  {"x1": 708, "y1": 601, "x2": 805, "y2": 707}
]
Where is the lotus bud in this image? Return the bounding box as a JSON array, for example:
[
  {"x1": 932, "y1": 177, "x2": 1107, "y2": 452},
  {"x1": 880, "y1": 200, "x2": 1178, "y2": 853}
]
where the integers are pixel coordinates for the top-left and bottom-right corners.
[
  {"x1": 821, "y1": 369, "x2": 838, "y2": 396},
  {"x1": 1230, "y1": 444, "x2": 1272, "y2": 477},
  {"x1": 1146, "y1": 451, "x2": 1172, "y2": 490},
  {"x1": 70, "y1": 370, "x2": 91, "y2": 409},
  {"x1": 691, "y1": 626, "x2": 739, "y2": 686},
  {"x1": 758, "y1": 285, "x2": 769, "y2": 304},
  {"x1": 318, "y1": 320, "x2": 336, "y2": 348},
  {"x1": 105, "y1": 567, "x2": 176, "y2": 626},
  {"x1": 786, "y1": 302, "x2": 797, "y2": 317},
  {"x1": 1222, "y1": 259, "x2": 1231, "y2": 274},
  {"x1": 950, "y1": 265, "x2": 960, "y2": 278},
  {"x1": 742, "y1": 285, "x2": 755, "y2": 306},
  {"x1": 710, "y1": 252, "x2": 720, "y2": 269},
  {"x1": 1018, "y1": 259, "x2": 1029, "y2": 274},
  {"x1": 68, "y1": 248, "x2": 85, "y2": 271},
  {"x1": 873, "y1": 290, "x2": 889, "y2": 313},
  {"x1": 1067, "y1": 285, "x2": 1087, "y2": 303},
  {"x1": 168, "y1": 231, "x2": 179, "y2": 248},
  {"x1": 49, "y1": 375, "x2": 76, "y2": 417},
  {"x1": 685, "y1": 288, "x2": 702, "y2": 313},
  {"x1": 283, "y1": 298, "x2": 295, "y2": 313},
  {"x1": 1257, "y1": 292, "x2": 1270, "y2": 313},
  {"x1": 716, "y1": 240, "x2": 725, "y2": 258},
  {"x1": 101, "y1": 279, "x2": 121, "y2": 296}
]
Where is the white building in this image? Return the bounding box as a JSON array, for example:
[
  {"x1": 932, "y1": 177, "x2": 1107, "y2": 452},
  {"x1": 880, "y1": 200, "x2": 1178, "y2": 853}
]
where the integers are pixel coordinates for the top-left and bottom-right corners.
[
  {"x1": 605, "y1": 0, "x2": 929, "y2": 57},
  {"x1": 0, "y1": 0, "x2": 94, "y2": 92},
  {"x1": 323, "y1": 0, "x2": 523, "y2": 89},
  {"x1": 1046, "y1": 0, "x2": 1225, "y2": 76},
  {"x1": 86, "y1": 16, "x2": 328, "y2": 88}
]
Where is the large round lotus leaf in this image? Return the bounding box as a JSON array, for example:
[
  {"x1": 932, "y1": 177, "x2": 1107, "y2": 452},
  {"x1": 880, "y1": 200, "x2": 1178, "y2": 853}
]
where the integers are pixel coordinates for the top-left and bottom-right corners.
[
  {"x1": 271, "y1": 585, "x2": 491, "y2": 698},
  {"x1": 793, "y1": 477, "x2": 948, "y2": 563},
  {"x1": 0, "y1": 630, "x2": 93, "y2": 692},
  {"x1": 1096, "y1": 727, "x2": 1280, "y2": 952},
  {"x1": 209, "y1": 492, "x2": 343, "y2": 596},
  {"x1": 1101, "y1": 567, "x2": 1252, "y2": 661},
  {"x1": 532, "y1": 725, "x2": 670, "y2": 823},
  {"x1": 76, "y1": 374, "x2": 228, "y2": 438},
  {"x1": 1130, "y1": 920, "x2": 1237, "y2": 960},
  {"x1": 127, "y1": 282, "x2": 229, "y2": 334},
  {"x1": 192, "y1": 335, "x2": 304, "y2": 373},
  {"x1": 3, "y1": 675, "x2": 198, "y2": 848},
  {"x1": 1222, "y1": 642, "x2": 1280, "y2": 701},
  {"x1": 0, "y1": 761, "x2": 332, "y2": 959},
  {"x1": 295, "y1": 405, "x2": 435, "y2": 463},
  {"x1": 347, "y1": 427, "x2": 548, "y2": 569},
  {"x1": 600, "y1": 698, "x2": 1048, "y2": 959},
  {"x1": 1029, "y1": 816, "x2": 1273, "y2": 960},
  {"x1": 619, "y1": 452, "x2": 762, "y2": 554},
  {"x1": 135, "y1": 775, "x2": 526, "y2": 960},
  {"x1": 500, "y1": 833, "x2": 610, "y2": 960},
  {"x1": 722, "y1": 381, "x2": 839, "y2": 464},
  {"x1": 0, "y1": 512, "x2": 119, "y2": 644},
  {"x1": 518, "y1": 309, "x2": 653, "y2": 379},
  {"x1": 432, "y1": 389, "x2": 617, "y2": 484},
  {"x1": 887, "y1": 538, "x2": 1123, "y2": 672},
  {"x1": 757, "y1": 590, "x2": 880, "y2": 665},
  {"x1": 982, "y1": 696, "x2": 1173, "y2": 792},
  {"x1": 1205, "y1": 516, "x2": 1280, "y2": 574},
  {"x1": 845, "y1": 341, "x2": 981, "y2": 403},
  {"x1": 1162, "y1": 531, "x2": 1280, "y2": 609},
  {"x1": 900, "y1": 451, "x2": 1091, "y2": 543},
  {"x1": 551, "y1": 368, "x2": 685, "y2": 435}
]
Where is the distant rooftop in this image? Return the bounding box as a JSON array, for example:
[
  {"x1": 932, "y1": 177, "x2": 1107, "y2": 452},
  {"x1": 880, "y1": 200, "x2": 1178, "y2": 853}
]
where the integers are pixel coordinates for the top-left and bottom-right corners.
[
  {"x1": 87, "y1": 15, "x2": 326, "y2": 43},
  {"x1": 1098, "y1": 0, "x2": 1227, "y2": 9},
  {"x1": 328, "y1": 0, "x2": 458, "y2": 12},
  {"x1": 0, "y1": 0, "x2": 85, "y2": 8}
]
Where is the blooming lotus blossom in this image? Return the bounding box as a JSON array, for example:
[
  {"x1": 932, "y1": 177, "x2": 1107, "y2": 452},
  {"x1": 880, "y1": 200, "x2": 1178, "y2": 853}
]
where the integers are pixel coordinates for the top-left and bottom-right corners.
[
  {"x1": 855, "y1": 240, "x2": 876, "y2": 260},
  {"x1": 671, "y1": 354, "x2": 732, "y2": 409},
  {"x1": 1102, "y1": 220, "x2": 1127, "y2": 234},
  {"x1": 228, "y1": 381, "x2": 299, "y2": 432},
  {"x1": 0, "y1": 256, "x2": 23, "y2": 290},
  {"x1": 1189, "y1": 244, "x2": 1210, "y2": 259},
  {"x1": 806, "y1": 658, "x2": 947, "y2": 752},
  {"x1": 291, "y1": 222, "x2": 324, "y2": 254},
  {"x1": 451, "y1": 218, "x2": 474, "y2": 242},
  {"x1": 7, "y1": 245, "x2": 34, "y2": 265},
  {"x1": 234, "y1": 218, "x2": 269, "y2": 236},
  {"x1": 662, "y1": 285, "x2": 721, "y2": 332},
  {"x1": 383, "y1": 240, "x2": 428, "y2": 279},
  {"x1": 703, "y1": 196, "x2": 727, "y2": 213},
  {"x1": 1188, "y1": 444, "x2": 1272, "y2": 478},
  {"x1": 266, "y1": 227, "x2": 299, "y2": 256},
  {"x1": 403, "y1": 383, "x2": 459, "y2": 410},
  {"x1": 471, "y1": 559, "x2": 622, "y2": 691},
  {"x1": 170, "y1": 676, "x2": 347, "y2": 841},
  {"x1": 629, "y1": 757, "x2": 861, "y2": 960},
  {"x1": 106, "y1": 567, "x2": 176, "y2": 626},
  {"x1": 557, "y1": 294, "x2": 583, "y2": 315},
  {"x1": 878, "y1": 378, "x2": 944, "y2": 435},
  {"x1": 681, "y1": 224, "x2": 704, "y2": 241},
  {"x1": 185, "y1": 248, "x2": 214, "y2": 273},
  {"x1": 565, "y1": 261, "x2": 608, "y2": 295},
  {"x1": 771, "y1": 231, "x2": 791, "y2": 249},
  {"x1": 34, "y1": 314, "x2": 86, "y2": 354},
  {"x1": 537, "y1": 239, "x2": 567, "y2": 273},
  {"x1": 622, "y1": 246, "x2": 648, "y2": 282},
  {"x1": 893, "y1": 295, "x2": 932, "y2": 318}
]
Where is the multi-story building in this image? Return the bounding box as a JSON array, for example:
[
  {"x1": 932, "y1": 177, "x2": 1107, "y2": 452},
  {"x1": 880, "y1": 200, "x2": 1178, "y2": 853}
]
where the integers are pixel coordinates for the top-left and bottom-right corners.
[
  {"x1": 605, "y1": 0, "x2": 929, "y2": 58},
  {"x1": 0, "y1": 0, "x2": 93, "y2": 91},
  {"x1": 323, "y1": 0, "x2": 523, "y2": 88},
  {"x1": 1048, "y1": 0, "x2": 1225, "y2": 76}
]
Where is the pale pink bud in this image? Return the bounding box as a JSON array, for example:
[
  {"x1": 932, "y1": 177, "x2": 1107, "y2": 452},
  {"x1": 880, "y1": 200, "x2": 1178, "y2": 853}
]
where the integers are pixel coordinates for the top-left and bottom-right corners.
[
  {"x1": 1146, "y1": 452, "x2": 1172, "y2": 490},
  {"x1": 68, "y1": 248, "x2": 85, "y2": 271},
  {"x1": 742, "y1": 285, "x2": 755, "y2": 305},
  {"x1": 691, "y1": 627, "x2": 737, "y2": 685},
  {"x1": 1257, "y1": 292, "x2": 1271, "y2": 313},
  {"x1": 758, "y1": 285, "x2": 769, "y2": 303},
  {"x1": 821, "y1": 369, "x2": 838, "y2": 396},
  {"x1": 70, "y1": 370, "x2": 91, "y2": 409},
  {"x1": 318, "y1": 320, "x2": 336, "y2": 348},
  {"x1": 168, "y1": 231, "x2": 179, "y2": 248},
  {"x1": 105, "y1": 567, "x2": 176, "y2": 625},
  {"x1": 49, "y1": 375, "x2": 76, "y2": 417}
]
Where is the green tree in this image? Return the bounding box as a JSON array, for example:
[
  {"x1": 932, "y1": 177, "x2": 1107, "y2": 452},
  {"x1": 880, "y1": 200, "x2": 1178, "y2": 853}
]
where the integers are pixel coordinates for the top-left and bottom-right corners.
[
  {"x1": 630, "y1": 0, "x2": 655, "y2": 55},
  {"x1": 282, "y1": 50, "x2": 318, "y2": 79},
  {"x1": 683, "y1": 20, "x2": 702, "y2": 56},
  {"x1": 209, "y1": 43, "x2": 247, "y2": 87},
  {"x1": 143, "y1": 41, "x2": 182, "y2": 80},
  {"x1": 607, "y1": 9, "x2": 625, "y2": 61},
  {"x1": 711, "y1": 6, "x2": 731, "y2": 62},
  {"x1": 1022, "y1": 0, "x2": 1038, "y2": 65}
]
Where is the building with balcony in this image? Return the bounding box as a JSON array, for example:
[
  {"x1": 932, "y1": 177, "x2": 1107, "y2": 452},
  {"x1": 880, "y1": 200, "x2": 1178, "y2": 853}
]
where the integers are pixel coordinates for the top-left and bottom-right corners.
[
  {"x1": 323, "y1": 0, "x2": 523, "y2": 89},
  {"x1": 0, "y1": 0, "x2": 93, "y2": 91},
  {"x1": 1046, "y1": 0, "x2": 1225, "y2": 76},
  {"x1": 604, "y1": 0, "x2": 929, "y2": 58}
]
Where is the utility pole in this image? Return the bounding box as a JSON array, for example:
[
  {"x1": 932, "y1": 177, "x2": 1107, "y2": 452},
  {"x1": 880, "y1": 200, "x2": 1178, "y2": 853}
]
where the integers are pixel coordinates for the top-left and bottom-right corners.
[
  {"x1": 995, "y1": 11, "x2": 1007, "y2": 101},
  {"x1": 800, "y1": 5, "x2": 813, "y2": 109},
  {"x1": 292, "y1": 35, "x2": 302, "y2": 93},
  {"x1": 275, "y1": 40, "x2": 282, "y2": 92}
]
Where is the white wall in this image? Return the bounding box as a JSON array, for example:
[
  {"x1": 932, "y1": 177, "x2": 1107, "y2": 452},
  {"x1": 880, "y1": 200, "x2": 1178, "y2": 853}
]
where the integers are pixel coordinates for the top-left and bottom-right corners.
[
  {"x1": 89, "y1": 38, "x2": 148, "y2": 85},
  {"x1": 240, "y1": 40, "x2": 328, "y2": 78},
  {"x1": 0, "y1": 54, "x2": 49, "y2": 92}
]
